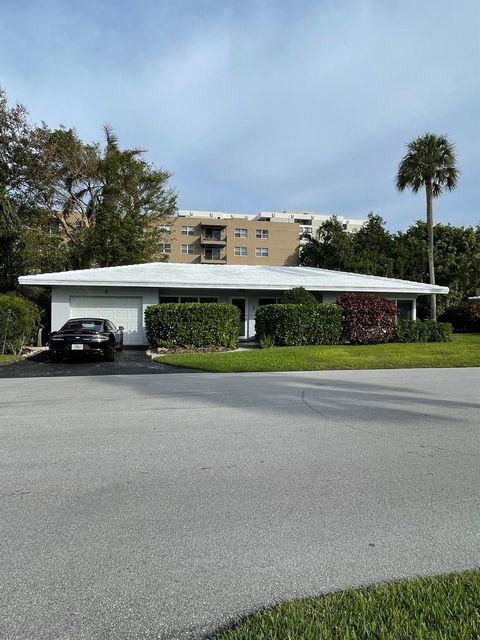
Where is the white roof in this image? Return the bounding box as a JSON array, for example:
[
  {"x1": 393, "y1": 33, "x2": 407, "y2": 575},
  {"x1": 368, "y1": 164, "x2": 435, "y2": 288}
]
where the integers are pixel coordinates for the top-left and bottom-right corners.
[{"x1": 18, "y1": 263, "x2": 448, "y2": 295}]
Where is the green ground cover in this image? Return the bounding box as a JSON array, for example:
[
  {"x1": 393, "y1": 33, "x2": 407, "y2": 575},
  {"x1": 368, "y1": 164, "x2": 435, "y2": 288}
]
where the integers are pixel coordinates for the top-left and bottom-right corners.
[
  {"x1": 214, "y1": 570, "x2": 480, "y2": 640},
  {"x1": 0, "y1": 354, "x2": 22, "y2": 365},
  {"x1": 157, "y1": 334, "x2": 480, "y2": 373}
]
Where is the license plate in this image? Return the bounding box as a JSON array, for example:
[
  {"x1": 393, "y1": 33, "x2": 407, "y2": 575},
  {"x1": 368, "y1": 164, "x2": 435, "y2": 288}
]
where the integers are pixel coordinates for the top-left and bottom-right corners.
[{"x1": 71, "y1": 343, "x2": 84, "y2": 350}]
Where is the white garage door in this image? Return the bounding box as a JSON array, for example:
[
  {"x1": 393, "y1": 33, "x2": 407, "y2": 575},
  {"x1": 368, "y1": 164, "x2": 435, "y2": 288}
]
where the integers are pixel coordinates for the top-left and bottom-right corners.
[{"x1": 69, "y1": 296, "x2": 143, "y2": 345}]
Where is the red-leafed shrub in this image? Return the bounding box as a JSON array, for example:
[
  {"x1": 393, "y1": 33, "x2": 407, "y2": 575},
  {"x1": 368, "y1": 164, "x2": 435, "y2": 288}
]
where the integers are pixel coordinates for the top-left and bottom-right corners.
[{"x1": 337, "y1": 294, "x2": 398, "y2": 344}]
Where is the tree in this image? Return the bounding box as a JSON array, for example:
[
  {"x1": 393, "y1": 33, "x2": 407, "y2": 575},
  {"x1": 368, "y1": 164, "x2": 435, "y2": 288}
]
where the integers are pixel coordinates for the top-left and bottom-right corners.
[
  {"x1": 72, "y1": 125, "x2": 177, "y2": 267},
  {"x1": 351, "y1": 212, "x2": 395, "y2": 277},
  {"x1": 299, "y1": 216, "x2": 353, "y2": 270},
  {"x1": 396, "y1": 133, "x2": 459, "y2": 319}
]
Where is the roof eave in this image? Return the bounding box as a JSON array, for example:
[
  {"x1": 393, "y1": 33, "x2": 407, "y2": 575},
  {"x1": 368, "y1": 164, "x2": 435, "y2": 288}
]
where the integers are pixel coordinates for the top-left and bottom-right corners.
[{"x1": 17, "y1": 276, "x2": 449, "y2": 295}]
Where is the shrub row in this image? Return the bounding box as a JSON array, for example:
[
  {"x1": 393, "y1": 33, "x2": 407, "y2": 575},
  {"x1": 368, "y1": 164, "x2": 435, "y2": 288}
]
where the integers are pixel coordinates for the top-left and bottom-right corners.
[
  {"x1": 438, "y1": 302, "x2": 480, "y2": 333},
  {"x1": 145, "y1": 303, "x2": 240, "y2": 349},
  {"x1": 337, "y1": 294, "x2": 397, "y2": 345},
  {"x1": 0, "y1": 294, "x2": 40, "y2": 355},
  {"x1": 395, "y1": 319, "x2": 452, "y2": 343},
  {"x1": 255, "y1": 303, "x2": 342, "y2": 346}
]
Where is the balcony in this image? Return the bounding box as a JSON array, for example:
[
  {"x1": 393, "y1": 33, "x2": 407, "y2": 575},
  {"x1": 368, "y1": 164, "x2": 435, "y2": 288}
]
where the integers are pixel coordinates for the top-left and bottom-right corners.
[
  {"x1": 201, "y1": 249, "x2": 227, "y2": 264},
  {"x1": 200, "y1": 220, "x2": 228, "y2": 228},
  {"x1": 200, "y1": 233, "x2": 227, "y2": 246}
]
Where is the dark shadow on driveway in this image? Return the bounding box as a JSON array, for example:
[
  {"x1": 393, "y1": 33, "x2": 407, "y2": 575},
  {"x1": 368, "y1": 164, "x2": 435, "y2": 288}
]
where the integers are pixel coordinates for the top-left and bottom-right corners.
[{"x1": 0, "y1": 349, "x2": 192, "y2": 378}]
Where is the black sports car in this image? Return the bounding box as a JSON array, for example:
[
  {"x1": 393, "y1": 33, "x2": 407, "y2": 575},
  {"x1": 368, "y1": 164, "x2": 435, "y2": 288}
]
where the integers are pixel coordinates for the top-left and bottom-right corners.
[{"x1": 48, "y1": 318, "x2": 124, "y2": 362}]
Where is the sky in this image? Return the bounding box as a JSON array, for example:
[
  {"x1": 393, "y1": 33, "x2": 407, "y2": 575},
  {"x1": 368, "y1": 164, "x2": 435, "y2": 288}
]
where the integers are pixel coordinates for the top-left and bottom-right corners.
[{"x1": 0, "y1": 0, "x2": 479, "y2": 231}]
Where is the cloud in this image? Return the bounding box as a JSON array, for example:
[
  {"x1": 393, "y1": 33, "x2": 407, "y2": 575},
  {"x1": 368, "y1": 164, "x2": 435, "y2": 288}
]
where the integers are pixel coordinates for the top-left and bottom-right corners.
[{"x1": 0, "y1": 0, "x2": 478, "y2": 229}]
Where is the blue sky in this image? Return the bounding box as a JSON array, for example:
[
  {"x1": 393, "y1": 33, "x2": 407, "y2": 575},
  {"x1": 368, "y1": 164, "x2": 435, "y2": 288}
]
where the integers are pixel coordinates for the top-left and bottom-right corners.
[{"x1": 1, "y1": 0, "x2": 479, "y2": 230}]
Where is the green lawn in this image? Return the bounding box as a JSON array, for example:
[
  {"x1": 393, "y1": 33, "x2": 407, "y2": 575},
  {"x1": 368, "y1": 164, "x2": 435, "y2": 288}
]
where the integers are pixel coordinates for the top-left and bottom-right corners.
[
  {"x1": 214, "y1": 570, "x2": 480, "y2": 640},
  {"x1": 0, "y1": 354, "x2": 22, "y2": 365},
  {"x1": 157, "y1": 334, "x2": 480, "y2": 373}
]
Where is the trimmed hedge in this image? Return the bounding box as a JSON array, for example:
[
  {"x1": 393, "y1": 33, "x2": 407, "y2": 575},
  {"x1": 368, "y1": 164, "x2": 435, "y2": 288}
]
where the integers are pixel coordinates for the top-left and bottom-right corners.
[
  {"x1": 337, "y1": 294, "x2": 397, "y2": 345},
  {"x1": 0, "y1": 293, "x2": 40, "y2": 355},
  {"x1": 278, "y1": 287, "x2": 318, "y2": 305},
  {"x1": 145, "y1": 303, "x2": 240, "y2": 349},
  {"x1": 255, "y1": 303, "x2": 342, "y2": 346},
  {"x1": 395, "y1": 319, "x2": 453, "y2": 343},
  {"x1": 438, "y1": 302, "x2": 480, "y2": 333}
]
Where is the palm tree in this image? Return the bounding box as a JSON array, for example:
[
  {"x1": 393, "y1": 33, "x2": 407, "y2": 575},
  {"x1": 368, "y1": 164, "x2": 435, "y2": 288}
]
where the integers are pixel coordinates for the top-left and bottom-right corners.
[{"x1": 396, "y1": 133, "x2": 459, "y2": 320}]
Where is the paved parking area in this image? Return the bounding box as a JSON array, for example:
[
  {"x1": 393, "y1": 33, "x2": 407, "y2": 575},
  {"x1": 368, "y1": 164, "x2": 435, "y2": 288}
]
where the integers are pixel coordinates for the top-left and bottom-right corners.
[{"x1": 0, "y1": 349, "x2": 187, "y2": 377}]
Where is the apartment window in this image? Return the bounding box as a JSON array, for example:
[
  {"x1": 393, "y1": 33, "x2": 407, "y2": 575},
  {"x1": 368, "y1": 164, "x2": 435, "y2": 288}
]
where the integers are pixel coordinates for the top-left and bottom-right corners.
[
  {"x1": 235, "y1": 228, "x2": 248, "y2": 238},
  {"x1": 342, "y1": 223, "x2": 348, "y2": 230},
  {"x1": 299, "y1": 225, "x2": 313, "y2": 236},
  {"x1": 294, "y1": 218, "x2": 312, "y2": 225},
  {"x1": 159, "y1": 243, "x2": 171, "y2": 255},
  {"x1": 255, "y1": 247, "x2": 269, "y2": 257},
  {"x1": 256, "y1": 229, "x2": 269, "y2": 239},
  {"x1": 181, "y1": 225, "x2": 196, "y2": 236},
  {"x1": 234, "y1": 246, "x2": 248, "y2": 256},
  {"x1": 181, "y1": 244, "x2": 197, "y2": 254},
  {"x1": 180, "y1": 296, "x2": 198, "y2": 303},
  {"x1": 199, "y1": 297, "x2": 218, "y2": 303},
  {"x1": 159, "y1": 296, "x2": 179, "y2": 303},
  {"x1": 159, "y1": 224, "x2": 172, "y2": 233}
]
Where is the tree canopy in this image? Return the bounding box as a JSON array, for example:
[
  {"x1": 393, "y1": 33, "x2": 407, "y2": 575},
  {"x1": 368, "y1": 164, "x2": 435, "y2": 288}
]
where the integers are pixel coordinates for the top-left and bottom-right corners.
[{"x1": 0, "y1": 88, "x2": 177, "y2": 289}]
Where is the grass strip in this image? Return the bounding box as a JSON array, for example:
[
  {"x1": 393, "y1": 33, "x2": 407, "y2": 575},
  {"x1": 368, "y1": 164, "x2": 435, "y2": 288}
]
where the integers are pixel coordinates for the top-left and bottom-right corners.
[
  {"x1": 214, "y1": 570, "x2": 480, "y2": 639},
  {"x1": 157, "y1": 334, "x2": 480, "y2": 373},
  {"x1": 0, "y1": 354, "x2": 22, "y2": 365}
]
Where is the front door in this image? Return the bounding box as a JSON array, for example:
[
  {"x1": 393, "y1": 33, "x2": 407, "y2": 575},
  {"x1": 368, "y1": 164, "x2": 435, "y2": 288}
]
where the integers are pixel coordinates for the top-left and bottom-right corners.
[{"x1": 231, "y1": 298, "x2": 247, "y2": 339}]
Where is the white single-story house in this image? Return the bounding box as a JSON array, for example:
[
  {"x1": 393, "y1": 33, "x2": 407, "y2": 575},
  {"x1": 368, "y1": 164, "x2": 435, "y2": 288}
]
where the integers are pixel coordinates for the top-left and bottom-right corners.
[{"x1": 19, "y1": 263, "x2": 448, "y2": 344}]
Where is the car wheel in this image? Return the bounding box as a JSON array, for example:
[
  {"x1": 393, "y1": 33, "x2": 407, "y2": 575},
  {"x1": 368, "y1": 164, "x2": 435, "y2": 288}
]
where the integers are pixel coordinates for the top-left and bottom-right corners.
[{"x1": 105, "y1": 346, "x2": 116, "y2": 362}]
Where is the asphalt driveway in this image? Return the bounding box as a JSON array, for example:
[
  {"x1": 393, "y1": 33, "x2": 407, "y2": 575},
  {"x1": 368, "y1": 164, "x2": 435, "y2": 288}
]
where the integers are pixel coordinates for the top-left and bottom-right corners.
[
  {"x1": 1, "y1": 368, "x2": 479, "y2": 639},
  {"x1": 0, "y1": 349, "x2": 187, "y2": 377}
]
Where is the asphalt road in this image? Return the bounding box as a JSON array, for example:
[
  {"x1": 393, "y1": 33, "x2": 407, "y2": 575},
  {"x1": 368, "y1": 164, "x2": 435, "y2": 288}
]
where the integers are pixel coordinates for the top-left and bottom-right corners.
[{"x1": 1, "y1": 368, "x2": 479, "y2": 639}]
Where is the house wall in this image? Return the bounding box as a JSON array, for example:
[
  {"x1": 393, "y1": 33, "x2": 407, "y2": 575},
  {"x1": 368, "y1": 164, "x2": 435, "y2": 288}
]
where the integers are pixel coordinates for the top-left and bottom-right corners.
[
  {"x1": 51, "y1": 286, "x2": 158, "y2": 343},
  {"x1": 51, "y1": 285, "x2": 418, "y2": 343}
]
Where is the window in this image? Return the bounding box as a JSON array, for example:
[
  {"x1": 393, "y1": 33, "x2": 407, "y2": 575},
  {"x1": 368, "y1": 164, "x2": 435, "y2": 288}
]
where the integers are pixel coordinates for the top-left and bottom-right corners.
[
  {"x1": 159, "y1": 243, "x2": 171, "y2": 254},
  {"x1": 342, "y1": 223, "x2": 348, "y2": 230},
  {"x1": 181, "y1": 244, "x2": 197, "y2": 254},
  {"x1": 235, "y1": 228, "x2": 248, "y2": 238},
  {"x1": 258, "y1": 298, "x2": 277, "y2": 306},
  {"x1": 181, "y1": 225, "x2": 196, "y2": 236},
  {"x1": 159, "y1": 296, "x2": 219, "y2": 304},
  {"x1": 158, "y1": 224, "x2": 172, "y2": 233},
  {"x1": 294, "y1": 218, "x2": 312, "y2": 225},
  {"x1": 234, "y1": 246, "x2": 248, "y2": 256},
  {"x1": 256, "y1": 229, "x2": 269, "y2": 239},
  {"x1": 299, "y1": 225, "x2": 313, "y2": 236},
  {"x1": 396, "y1": 300, "x2": 413, "y2": 320},
  {"x1": 255, "y1": 247, "x2": 269, "y2": 257}
]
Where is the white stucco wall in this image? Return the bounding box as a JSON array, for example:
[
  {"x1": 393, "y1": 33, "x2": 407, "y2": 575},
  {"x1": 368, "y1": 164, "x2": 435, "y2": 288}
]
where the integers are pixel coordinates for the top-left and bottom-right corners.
[{"x1": 51, "y1": 286, "x2": 158, "y2": 343}]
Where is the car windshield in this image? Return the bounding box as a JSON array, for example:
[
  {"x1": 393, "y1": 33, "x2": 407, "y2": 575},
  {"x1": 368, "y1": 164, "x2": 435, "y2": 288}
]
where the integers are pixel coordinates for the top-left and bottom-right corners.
[{"x1": 62, "y1": 320, "x2": 104, "y2": 332}]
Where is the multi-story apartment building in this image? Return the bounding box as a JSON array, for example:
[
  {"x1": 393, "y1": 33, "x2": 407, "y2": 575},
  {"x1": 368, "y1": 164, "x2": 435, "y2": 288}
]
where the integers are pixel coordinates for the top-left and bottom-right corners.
[{"x1": 158, "y1": 210, "x2": 367, "y2": 266}]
